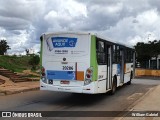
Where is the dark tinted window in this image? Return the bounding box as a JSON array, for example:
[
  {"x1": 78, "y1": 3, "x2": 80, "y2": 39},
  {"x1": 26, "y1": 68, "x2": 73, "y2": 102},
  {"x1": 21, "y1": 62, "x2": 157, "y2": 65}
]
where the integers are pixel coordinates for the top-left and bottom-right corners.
[
  {"x1": 96, "y1": 41, "x2": 106, "y2": 65},
  {"x1": 113, "y1": 45, "x2": 121, "y2": 63},
  {"x1": 125, "y1": 49, "x2": 133, "y2": 63}
]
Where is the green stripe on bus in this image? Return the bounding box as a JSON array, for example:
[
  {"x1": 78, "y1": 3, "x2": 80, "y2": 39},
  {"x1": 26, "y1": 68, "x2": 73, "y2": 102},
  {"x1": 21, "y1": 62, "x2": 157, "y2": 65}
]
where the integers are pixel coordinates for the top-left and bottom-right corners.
[{"x1": 91, "y1": 35, "x2": 98, "y2": 81}]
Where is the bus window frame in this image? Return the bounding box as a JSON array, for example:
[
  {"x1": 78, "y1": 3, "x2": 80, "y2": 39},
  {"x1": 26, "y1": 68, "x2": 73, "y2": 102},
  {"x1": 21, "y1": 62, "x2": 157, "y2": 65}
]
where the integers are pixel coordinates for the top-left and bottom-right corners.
[
  {"x1": 113, "y1": 45, "x2": 121, "y2": 64},
  {"x1": 96, "y1": 39, "x2": 107, "y2": 65}
]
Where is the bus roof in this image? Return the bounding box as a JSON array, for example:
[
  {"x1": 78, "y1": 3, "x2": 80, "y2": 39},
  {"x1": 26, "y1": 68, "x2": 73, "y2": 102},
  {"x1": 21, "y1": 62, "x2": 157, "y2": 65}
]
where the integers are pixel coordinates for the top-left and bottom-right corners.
[
  {"x1": 41, "y1": 32, "x2": 134, "y2": 50},
  {"x1": 41, "y1": 31, "x2": 91, "y2": 36}
]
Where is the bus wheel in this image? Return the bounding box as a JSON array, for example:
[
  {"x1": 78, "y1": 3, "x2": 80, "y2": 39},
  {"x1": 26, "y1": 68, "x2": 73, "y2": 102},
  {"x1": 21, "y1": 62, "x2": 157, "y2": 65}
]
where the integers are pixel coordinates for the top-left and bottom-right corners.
[
  {"x1": 127, "y1": 71, "x2": 133, "y2": 85},
  {"x1": 110, "y1": 77, "x2": 117, "y2": 95}
]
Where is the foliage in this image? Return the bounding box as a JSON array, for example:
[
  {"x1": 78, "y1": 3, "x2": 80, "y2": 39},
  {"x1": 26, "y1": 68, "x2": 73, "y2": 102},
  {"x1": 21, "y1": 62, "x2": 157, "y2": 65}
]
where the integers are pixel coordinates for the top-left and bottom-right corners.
[
  {"x1": 135, "y1": 40, "x2": 160, "y2": 68},
  {"x1": 28, "y1": 55, "x2": 40, "y2": 70},
  {"x1": 0, "y1": 40, "x2": 10, "y2": 55},
  {"x1": 0, "y1": 55, "x2": 32, "y2": 72}
]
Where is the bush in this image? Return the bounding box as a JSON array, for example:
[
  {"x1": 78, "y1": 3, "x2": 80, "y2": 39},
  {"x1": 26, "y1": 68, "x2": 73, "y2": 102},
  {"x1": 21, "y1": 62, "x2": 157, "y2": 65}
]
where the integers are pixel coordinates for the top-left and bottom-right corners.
[{"x1": 28, "y1": 55, "x2": 40, "y2": 70}]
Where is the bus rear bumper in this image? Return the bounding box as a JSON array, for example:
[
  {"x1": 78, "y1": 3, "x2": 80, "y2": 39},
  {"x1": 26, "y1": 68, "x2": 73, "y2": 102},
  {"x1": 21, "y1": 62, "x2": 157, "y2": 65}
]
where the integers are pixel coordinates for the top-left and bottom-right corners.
[{"x1": 40, "y1": 81, "x2": 97, "y2": 94}]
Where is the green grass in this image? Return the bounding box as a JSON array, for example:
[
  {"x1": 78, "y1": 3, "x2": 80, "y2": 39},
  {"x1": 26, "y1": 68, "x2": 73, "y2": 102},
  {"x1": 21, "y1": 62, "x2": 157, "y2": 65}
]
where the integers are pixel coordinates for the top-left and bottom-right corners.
[{"x1": 0, "y1": 55, "x2": 33, "y2": 72}]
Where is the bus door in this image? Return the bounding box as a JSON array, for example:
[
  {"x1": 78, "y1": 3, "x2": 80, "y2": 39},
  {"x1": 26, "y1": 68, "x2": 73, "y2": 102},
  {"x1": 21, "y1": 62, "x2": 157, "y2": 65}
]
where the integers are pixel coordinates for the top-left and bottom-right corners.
[
  {"x1": 120, "y1": 48, "x2": 124, "y2": 83},
  {"x1": 106, "y1": 44, "x2": 112, "y2": 90}
]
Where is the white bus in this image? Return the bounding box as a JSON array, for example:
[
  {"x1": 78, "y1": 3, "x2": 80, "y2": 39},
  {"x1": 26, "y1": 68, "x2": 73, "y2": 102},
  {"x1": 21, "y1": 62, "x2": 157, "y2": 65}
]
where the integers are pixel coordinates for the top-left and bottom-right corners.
[{"x1": 40, "y1": 32, "x2": 135, "y2": 94}]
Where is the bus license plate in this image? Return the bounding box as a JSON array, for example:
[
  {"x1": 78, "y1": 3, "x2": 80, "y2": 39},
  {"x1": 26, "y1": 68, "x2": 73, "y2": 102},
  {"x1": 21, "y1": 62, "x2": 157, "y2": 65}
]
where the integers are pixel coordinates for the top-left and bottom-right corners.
[{"x1": 60, "y1": 81, "x2": 70, "y2": 84}]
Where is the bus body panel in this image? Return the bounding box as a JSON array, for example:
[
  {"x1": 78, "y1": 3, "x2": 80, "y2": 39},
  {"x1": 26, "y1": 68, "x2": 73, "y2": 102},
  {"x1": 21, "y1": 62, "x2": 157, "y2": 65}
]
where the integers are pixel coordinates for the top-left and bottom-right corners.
[
  {"x1": 113, "y1": 63, "x2": 133, "y2": 87},
  {"x1": 90, "y1": 35, "x2": 98, "y2": 81},
  {"x1": 97, "y1": 65, "x2": 107, "y2": 93},
  {"x1": 113, "y1": 64, "x2": 121, "y2": 87},
  {"x1": 41, "y1": 81, "x2": 98, "y2": 94},
  {"x1": 40, "y1": 32, "x2": 135, "y2": 94},
  {"x1": 41, "y1": 33, "x2": 93, "y2": 93},
  {"x1": 124, "y1": 63, "x2": 133, "y2": 83}
]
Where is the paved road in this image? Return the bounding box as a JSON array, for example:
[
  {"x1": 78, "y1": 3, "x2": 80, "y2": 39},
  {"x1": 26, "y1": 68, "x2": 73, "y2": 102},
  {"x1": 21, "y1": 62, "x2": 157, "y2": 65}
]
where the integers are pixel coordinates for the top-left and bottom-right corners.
[
  {"x1": 0, "y1": 79, "x2": 160, "y2": 120},
  {"x1": 132, "y1": 78, "x2": 160, "y2": 85}
]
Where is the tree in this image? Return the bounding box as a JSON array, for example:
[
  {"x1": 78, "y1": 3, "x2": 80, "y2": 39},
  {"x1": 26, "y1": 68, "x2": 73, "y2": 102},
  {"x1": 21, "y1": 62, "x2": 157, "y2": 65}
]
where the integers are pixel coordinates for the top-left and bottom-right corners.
[
  {"x1": 0, "y1": 40, "x2": 10, "y2": 55},
  {"x1": 28, "y1": 55, "x2": 40, "y2": 70},
  {"x1": 25, "y1": 49, "x2": 29, "y2": 56},
  {"x1": 135, "y1": 40, "x2": 160, "y2": 68}
]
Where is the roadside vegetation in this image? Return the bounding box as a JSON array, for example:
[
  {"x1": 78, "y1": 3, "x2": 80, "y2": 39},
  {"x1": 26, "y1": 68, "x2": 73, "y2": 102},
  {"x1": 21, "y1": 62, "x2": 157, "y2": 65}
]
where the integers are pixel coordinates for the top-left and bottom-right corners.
[
  {"x1": 0, "y1": 55, "x2": 40, "y2": 73},
  {"x1": 135, "y1": 40, "x2": 160, "y2": 68},
  {"x1": 0, "y1": 40, "x2": 10, "y2": 55},
  {"x1": 0, "y1": 39, "x2": 40, "y2": 81}
]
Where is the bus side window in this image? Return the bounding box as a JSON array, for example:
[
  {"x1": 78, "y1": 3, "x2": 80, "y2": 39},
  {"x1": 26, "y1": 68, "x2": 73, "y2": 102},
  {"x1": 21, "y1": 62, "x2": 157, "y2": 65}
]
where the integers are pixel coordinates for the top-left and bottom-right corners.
[
  {"x1": 113, "y1": 45, "x2": 120, "y2": 64},
  {"x1": 96, "y1": 40, "x2": 106, "y2": 65},
  {"x1": 130, "y1": 51, "x2": 134, "y2": 62},
  {"x1": 125, "y1": 49, "x2": 133, "y2": 63}
]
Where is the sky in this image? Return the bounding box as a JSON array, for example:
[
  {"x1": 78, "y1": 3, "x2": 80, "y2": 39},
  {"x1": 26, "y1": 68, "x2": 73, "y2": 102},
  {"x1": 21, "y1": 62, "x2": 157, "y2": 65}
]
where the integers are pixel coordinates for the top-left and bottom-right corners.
[{"x1": 0, "y1": 0, "x2": 160, "y2": 55}]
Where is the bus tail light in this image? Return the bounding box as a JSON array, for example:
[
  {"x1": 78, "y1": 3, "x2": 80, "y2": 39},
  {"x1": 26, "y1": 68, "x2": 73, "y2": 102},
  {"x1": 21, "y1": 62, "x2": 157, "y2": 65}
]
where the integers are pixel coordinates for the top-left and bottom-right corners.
[
  {"x1": 41, "y1": 66, "x2": 47, "y2": 83},
  {"x1": 84, "y1": 67, "x2": 93, "y2": 85},
  {"x1": 41, "y1": 67, "x2": 45, "y2": 76}
]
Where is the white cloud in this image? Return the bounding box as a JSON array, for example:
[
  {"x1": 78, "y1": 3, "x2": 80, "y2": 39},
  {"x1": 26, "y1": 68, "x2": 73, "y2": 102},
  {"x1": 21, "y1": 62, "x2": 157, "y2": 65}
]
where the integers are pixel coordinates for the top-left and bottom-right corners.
[
  {"x1": 96, "y1": 8, "x2": 160, "y2": 46},
  {"x1": 44, "y1": 0, "x2": 87, "y2": 32},
  {"x1": 0, "y1": 27, "x2": 6, "y2": 40},
  {"x1": 137, "y1": 9, "x2": 159, "y2": 26},
  {"x1": 0, "y1": 0, "x2": 160, "y2": 54},
  {"x1": 63, "y1": 0, "x2": 87, "y2": 17}
]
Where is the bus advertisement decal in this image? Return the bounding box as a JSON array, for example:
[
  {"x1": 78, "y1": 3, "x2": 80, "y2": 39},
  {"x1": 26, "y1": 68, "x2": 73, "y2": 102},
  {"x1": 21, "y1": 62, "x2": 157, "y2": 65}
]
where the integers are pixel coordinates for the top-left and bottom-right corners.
[
  {"x1": 51, "y1": 37, "x2": 77, "y2": 48},
  {"x1": 47, "y1": 70, "x2": 76, "y2": 80}
]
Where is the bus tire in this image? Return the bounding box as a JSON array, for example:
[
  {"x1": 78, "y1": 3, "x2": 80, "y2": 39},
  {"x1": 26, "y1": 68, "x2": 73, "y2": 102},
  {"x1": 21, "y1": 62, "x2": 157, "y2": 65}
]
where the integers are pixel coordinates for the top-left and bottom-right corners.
[
  {"x1": 110, "y1": 77, "x2": 117, "y2": 95},
  {"x1": 127, "y1": 71, "x2": 133, "y2": 85}
]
